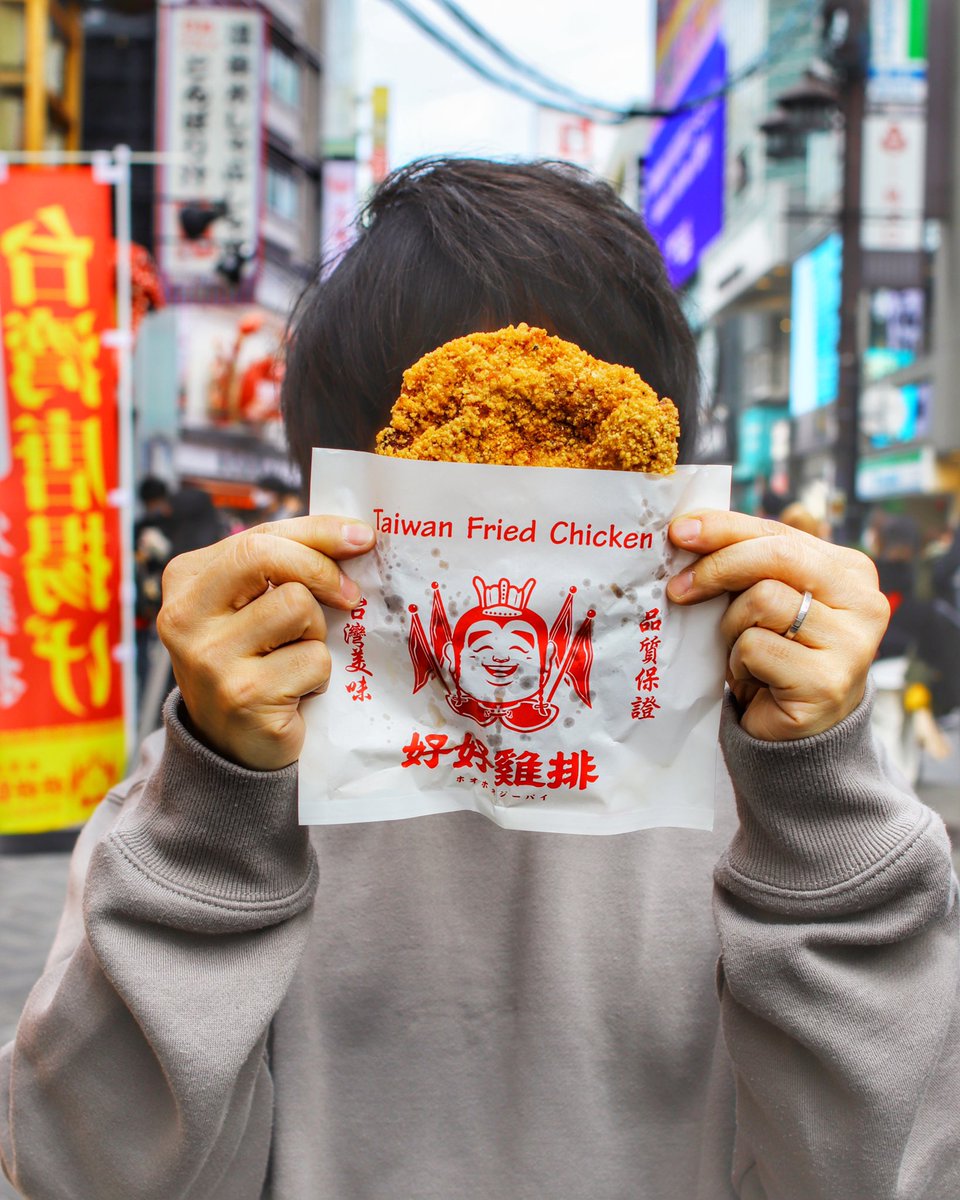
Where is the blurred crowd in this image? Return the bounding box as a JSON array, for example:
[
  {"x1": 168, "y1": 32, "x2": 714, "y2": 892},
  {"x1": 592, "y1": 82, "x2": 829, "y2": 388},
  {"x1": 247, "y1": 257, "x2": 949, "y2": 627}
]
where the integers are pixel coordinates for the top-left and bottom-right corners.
[
  {"x1": 760, "y1": 488, "x2": 960, "y2": 785},
  {"x1": 133, "y1": 475, "x2": 305, "y2": 738}
]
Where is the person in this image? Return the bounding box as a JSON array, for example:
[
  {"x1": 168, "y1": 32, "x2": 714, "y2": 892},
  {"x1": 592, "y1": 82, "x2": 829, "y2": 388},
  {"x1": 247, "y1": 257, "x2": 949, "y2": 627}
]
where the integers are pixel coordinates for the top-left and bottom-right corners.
[
  {"x1": 867, "y1": 514, "x2": 949, "y2": 782},
  {"x1": 133, "y1": 476, "x2": 177, "y2": 698},
  {"x1": 136, "y1": 485, "x2": 229, "y2": 740},
  {"x1": 252, "y1": 472, "x2": 306, "y2": 522},
  {"x1": 778, "y1": 500, "x2": 829, "y2": 540},
  {"x1": 2, "y1": 158, "x2": 958, "y2": 1200}
]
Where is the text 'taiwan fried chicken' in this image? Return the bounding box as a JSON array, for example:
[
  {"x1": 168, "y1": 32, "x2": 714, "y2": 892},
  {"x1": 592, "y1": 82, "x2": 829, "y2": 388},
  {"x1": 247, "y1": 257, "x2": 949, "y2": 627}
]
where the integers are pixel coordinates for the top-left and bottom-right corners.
[{"x1": 374, "y1": 324, "x2": 680, "y2": 474}]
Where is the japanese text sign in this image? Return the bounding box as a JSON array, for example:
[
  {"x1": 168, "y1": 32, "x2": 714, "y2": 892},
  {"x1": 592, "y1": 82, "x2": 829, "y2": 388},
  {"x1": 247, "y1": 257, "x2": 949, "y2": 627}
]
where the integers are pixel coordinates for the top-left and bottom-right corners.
[
  {"x1": 0, "y1": 167, "x2": 125, "y2": 834},
  {"x1": 300, "y1": 451, "x2": 731, "y2": 835},
  {"x1": 157, "y1": 6, "x2": 265, "y2": 284}
]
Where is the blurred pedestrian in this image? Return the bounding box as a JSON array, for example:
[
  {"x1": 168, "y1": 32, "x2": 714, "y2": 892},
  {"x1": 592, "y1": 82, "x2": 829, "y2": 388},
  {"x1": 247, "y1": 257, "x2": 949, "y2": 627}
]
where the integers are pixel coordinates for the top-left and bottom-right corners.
[
  {"x1": 868, "y1": 514, "x2": 952, "y2": 780},
  {"x1": 252, "y1": 473, "x2": 305, "y2": 522},
  {"x1": 3, "y1": 157, "x2": 958, "y2": 1200},
  {"x1": 778, "y1": 501, "x2": 830, "y2": 540},
  {"x1": 757, "y1": 485, "x2": 792, "y2": 521},
  {"x1": 137, "y1": 485, "x2": 228, "y2": 741},
  {"x1": 133, "y1": 477, "x2": 176, "y2": 698}
]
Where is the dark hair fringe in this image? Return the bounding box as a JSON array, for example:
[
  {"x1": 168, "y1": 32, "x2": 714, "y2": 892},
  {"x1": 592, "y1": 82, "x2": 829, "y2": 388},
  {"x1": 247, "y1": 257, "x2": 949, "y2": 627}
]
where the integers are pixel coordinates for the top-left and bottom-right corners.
[{"x1": 282, "y1": 156, "x2": 699, "y2": 482}]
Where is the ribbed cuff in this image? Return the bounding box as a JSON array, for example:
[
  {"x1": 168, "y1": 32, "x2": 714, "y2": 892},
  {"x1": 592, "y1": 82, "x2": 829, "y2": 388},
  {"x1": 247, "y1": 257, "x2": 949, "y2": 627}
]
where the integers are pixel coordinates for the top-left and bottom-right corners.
[
  {"x1": 717, "y1": 684, "x2": 930, "y2": 902},
  {"x1": 113, "y1": 690, "x2": 314, "y2": 906}
]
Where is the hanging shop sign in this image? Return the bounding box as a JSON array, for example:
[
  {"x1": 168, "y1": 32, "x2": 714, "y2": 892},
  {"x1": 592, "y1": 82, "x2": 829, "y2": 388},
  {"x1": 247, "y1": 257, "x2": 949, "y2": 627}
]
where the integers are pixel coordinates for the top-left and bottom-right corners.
[
  {"x1": 857, "y1": 444, "x2": 936, "y2": 498},
  {"x1": 0, "y1": 167, "x2": 125, "y2": 834},
  {"x1": 789, "y1": 232, "x2": 843, "y2": 418},
  {"x1": 654, "y1": 0, "x2": 722, "y2": 108},
  {"x1": 862, "y1": 0, "x2": 928, "y2": 251},
  {"x1": 644, "y1": 34, "x2": 727, "y2": 288},
  {"x1": 861, "y1": 110, "x2": 926, "y2": 251},
  {"x1": 156, "y1": 6, "x2": 265, "y2": 286},
  {"x1": 321, "y1": 158, "x2": 358, "y2": 275},
  {"x1": 860, "y1": 379, "x2": 931, "y2": 448},
  {"x1": 868, "y1": 0, "x2": 928, "y2": 106}
]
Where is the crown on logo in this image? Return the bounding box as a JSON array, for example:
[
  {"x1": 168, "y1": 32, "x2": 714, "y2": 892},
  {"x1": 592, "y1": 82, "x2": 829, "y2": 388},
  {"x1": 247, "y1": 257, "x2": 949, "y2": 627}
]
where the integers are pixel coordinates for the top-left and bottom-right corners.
[{"x1": 472, "y1": 576, "x2": 536, "y2": 617}]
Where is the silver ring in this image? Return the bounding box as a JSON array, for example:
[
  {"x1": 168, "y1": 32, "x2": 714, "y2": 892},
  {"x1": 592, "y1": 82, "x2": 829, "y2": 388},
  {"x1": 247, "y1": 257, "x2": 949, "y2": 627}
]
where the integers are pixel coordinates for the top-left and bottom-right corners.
[{"x1": 784, "y1": 590, "x2": 813, "y2": 640}]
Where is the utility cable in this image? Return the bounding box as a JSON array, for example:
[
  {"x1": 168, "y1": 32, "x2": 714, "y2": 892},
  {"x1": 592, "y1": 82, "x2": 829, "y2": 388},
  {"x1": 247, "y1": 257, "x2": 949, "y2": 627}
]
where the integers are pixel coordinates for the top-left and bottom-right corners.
[
  {"x1": 428, "y1": 0, "x2": 620, "y2": 113},
  {"x1": 382, "y1": 0, "x2": 612, "y2": 120},
  {"x1": 381, "y1": 0, "x2": 821, "y2": 122}
]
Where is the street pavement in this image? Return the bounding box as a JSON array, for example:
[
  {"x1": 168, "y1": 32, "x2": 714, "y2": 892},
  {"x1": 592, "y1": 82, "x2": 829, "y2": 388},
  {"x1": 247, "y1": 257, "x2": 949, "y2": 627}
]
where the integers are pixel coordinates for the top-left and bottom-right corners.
[{"x1": 0, "y1": 742, "x2": 957, "y2": 1200}]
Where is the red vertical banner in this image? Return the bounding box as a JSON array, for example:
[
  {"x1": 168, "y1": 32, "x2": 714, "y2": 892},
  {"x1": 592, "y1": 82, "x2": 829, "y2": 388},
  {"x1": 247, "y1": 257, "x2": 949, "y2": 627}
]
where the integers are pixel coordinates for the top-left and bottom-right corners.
[{"x1": 0, "y1": 167, "x2": 125, "y2": 834}]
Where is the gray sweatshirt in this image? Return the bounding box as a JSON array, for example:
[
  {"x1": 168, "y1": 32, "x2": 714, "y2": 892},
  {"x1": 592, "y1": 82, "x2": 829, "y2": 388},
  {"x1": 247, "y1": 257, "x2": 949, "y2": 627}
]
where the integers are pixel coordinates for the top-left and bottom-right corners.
[{"x1": 2, "y1": 689, "x2": 958, "y2": 1200}]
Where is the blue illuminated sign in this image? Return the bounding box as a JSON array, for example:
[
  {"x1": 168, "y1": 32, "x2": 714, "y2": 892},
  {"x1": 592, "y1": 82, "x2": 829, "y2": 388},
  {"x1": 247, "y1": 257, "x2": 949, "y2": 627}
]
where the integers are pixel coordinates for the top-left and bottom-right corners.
[
  {"x1": 789, "y1": 232, "x2": 843, "y2": 417},
  {"x1": 644, "y1": 36, "x2": 726, "y2": 288}
]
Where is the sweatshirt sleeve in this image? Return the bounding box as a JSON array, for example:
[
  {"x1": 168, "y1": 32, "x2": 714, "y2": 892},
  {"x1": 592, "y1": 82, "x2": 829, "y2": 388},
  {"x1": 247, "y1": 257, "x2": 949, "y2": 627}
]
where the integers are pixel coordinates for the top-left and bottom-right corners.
[
  {"x1": 714, "y1": 687, "x2": 960, "y2": 1200},
  {"x1": 0, "y1": 691, "x2": 318, "y2": 1200}
]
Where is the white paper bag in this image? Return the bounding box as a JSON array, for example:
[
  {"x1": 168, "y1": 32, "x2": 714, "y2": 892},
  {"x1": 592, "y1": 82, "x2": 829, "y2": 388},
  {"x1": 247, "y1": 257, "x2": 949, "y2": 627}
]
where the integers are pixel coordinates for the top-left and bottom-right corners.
[{"x1": 300, "y1": 449, "x2": 731, "y2": 834}]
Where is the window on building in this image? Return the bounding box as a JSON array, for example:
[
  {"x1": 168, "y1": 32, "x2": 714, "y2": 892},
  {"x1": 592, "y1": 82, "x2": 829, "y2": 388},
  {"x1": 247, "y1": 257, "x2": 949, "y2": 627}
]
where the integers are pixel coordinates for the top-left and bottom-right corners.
[
  {"x1": 266, "y1": 162, "x2": 299, "y2": 222},
  {"x1": 268, "y1": 43, "x2": 300, "y2": 108}
]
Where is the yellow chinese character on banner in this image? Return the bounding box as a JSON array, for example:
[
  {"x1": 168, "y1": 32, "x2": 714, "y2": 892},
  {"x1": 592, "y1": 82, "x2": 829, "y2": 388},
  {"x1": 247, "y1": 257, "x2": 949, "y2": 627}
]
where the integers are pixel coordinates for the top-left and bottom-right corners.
[
  {"x1": 4, "y1": 307, "x2": 102, "y2": 410},
  {"x1": 13, "y1": 408, "x2": 106, "y2": 511},
  {"x1": 22, "y1": 615, "x2": 112, "y2": 716},
  {"x1": 0, "y1": 204, "x2": 94, "y2": 308},
  {"x1": 23, "y1": 512, "x2": 112, "y2": 616}
]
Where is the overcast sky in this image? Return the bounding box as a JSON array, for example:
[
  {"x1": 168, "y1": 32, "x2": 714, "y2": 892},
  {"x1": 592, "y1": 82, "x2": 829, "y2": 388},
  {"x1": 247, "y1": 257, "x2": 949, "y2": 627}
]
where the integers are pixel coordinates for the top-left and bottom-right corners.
[{"x1": 356, "y1": 0, "x2": 656, "y2": 176}]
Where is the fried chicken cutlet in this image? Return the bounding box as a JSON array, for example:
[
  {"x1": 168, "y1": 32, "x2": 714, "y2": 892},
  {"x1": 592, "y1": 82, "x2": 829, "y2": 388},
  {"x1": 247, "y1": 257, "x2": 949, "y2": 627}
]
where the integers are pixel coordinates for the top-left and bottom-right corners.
[{"x1": 374, "y1": 324, "x2": 680, "y2": 474}]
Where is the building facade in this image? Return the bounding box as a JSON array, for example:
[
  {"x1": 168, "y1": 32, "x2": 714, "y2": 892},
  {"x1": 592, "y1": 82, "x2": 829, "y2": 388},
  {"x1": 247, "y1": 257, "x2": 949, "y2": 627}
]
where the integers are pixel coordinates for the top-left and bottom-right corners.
[
  {"x1": 80, "y1": 0, "x2": 333, "y2": 513},
  {"x1": 644, "y1": 0, "x2": 959, "y2": 542}
]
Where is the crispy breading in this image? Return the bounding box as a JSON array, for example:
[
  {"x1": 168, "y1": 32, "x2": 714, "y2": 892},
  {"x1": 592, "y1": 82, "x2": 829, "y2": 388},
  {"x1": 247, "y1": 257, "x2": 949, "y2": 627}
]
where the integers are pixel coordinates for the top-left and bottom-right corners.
[{"x1": 374, "y1": 324, "x2": 679, "y2": 474}]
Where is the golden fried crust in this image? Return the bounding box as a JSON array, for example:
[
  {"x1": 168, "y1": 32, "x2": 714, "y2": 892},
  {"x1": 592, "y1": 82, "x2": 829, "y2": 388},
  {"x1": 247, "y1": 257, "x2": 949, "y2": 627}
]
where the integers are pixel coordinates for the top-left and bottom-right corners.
[{"x1": 374, "y1": 324, "x2": 680, "y2": 474}]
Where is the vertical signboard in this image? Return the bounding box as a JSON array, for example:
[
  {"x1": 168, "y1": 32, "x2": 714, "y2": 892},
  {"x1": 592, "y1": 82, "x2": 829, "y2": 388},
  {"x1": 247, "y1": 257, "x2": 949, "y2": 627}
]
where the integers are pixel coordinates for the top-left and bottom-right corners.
[
  {"x1": 321, "y1": 158, "x2": 358, "y2": 274},
  {"x1": 789, "y1": 233, "x2": 843, "y2": 418},
  {"x1": 862, "y1": 0, "x2": 928, "y2": 250},
  {"x1": 0, "y1": 167, "x2": 125, "y2": 834},
  {"x1": 156, "y1": 6, "x2": 265, "y2": 286},
  {"x1": 370, "y1": 85, "x2": 390, "y2": 186},
  {"x1": 645, "y1": 0, "x2": 726, "y2": 287}
]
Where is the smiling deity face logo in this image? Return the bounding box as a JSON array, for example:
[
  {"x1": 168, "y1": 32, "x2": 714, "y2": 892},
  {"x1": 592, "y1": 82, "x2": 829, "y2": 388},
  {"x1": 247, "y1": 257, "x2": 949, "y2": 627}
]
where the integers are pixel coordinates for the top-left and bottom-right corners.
[{"x1": 406, "y1": 576, "x2": 595, "y2": 732}]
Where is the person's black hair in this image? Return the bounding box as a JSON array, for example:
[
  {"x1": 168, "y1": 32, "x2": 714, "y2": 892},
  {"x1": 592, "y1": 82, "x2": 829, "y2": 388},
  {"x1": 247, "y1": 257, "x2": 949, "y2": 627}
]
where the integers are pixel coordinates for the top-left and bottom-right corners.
[
  {"x1": 282, "y1": 157, "x2": 699, "y2": 481},
  {"x1": 168, "y1": 487, "x2": 224, "y2": 557},
  {"x1": 139, "y1": 476, "x2": 169, "y2": 505},
  {"x1": 760, "y1": 488, "x2": 792, "y2": 520},
  {"x1": 256, "y1": 473, "x2": 291, "y2": 495}
]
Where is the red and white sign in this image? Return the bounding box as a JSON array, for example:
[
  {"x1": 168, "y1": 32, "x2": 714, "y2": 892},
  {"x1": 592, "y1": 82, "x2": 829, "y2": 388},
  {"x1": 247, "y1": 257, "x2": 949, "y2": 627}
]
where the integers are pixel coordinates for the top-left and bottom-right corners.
[
  {"x1": 861, "y1": 110, "x2": 926, "y2": 251},
  {"x1": 300, "y1": 450, "x2": 731, "y2": 834},
  {"x1": 320, "y1": 158, "x2": 358, "y2": 276}
]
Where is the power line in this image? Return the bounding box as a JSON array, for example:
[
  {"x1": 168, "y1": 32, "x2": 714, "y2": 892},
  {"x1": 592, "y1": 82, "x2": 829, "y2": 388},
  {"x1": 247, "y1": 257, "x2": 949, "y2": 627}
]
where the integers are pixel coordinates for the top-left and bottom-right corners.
[
  {"x1": 381, "y1": 0, "x2": 821, "y2": 123},
  {"x1": 428, "y1": 0, "x2": 621, "y2": 113},
  {"x1": 382, "y1": 0, "x2": 614, "y2": 121}
]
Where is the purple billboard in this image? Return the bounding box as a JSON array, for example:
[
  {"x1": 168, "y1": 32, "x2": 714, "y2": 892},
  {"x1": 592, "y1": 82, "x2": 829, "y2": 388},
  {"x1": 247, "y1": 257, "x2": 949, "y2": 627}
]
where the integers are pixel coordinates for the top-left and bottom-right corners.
[{"x1": 644, "y1": 36, "x2": 726, "y2": 288}]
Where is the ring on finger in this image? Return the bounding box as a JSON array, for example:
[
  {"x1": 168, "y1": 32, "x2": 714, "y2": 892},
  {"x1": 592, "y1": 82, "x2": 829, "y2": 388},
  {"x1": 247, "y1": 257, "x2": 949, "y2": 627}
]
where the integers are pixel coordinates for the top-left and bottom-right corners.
[{"x1": 783, "y1": 589, "x2": 814, "y2": 640}]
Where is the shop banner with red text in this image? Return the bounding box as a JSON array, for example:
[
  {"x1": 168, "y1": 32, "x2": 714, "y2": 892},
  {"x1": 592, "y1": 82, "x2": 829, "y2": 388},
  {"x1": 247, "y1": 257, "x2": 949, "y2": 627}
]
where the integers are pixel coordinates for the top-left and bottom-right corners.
[{"x1": 0, "y1": 167, "x2": 125, "y2": 834}]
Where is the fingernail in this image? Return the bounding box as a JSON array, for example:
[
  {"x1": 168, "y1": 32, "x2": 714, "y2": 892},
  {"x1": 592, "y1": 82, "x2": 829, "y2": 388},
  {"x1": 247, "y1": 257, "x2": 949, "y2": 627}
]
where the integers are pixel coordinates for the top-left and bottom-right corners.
[
  {"x1": 342, "y1": 522, "x2": 374, "y2": 547},
  {"x1": 340, "y1": 571, "x2": 363, "y2": 604},
  {"x1": 671, "y1": 518, "x2": 701, "y2": 544},
  {"x1": 668, "y1": 570, "x2": 695, "y2": 600}
]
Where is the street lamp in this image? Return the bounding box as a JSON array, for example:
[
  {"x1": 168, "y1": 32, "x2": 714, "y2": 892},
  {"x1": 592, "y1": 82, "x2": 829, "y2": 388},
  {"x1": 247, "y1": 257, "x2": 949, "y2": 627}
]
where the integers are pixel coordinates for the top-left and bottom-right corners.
[
  {"x1": 757, "y1": 109, "x2": 809, "y2": 161},
  {"x1": 758, "y1": 0, "x2": 869, "y2": 545},
  {"x1": 776, "y1": 69, "x2": 841, "y2": 132}
]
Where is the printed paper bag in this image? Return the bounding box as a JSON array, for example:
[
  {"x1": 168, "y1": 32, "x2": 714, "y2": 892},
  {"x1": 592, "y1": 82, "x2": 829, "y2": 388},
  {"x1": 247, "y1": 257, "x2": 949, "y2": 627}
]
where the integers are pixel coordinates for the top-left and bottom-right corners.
[{"x1": 300, "y1": 449, "x2": 731, "y2": 834}]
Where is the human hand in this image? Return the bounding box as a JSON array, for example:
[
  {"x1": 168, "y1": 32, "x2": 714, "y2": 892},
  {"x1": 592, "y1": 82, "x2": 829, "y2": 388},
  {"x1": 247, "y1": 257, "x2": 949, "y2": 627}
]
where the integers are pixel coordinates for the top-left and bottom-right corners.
[
  {"x1": 157, "y1": 516, "x2": 375, "y2": 770},
  {"x1": 666, "y1": 511, "x2": 889, "y2": 741}
]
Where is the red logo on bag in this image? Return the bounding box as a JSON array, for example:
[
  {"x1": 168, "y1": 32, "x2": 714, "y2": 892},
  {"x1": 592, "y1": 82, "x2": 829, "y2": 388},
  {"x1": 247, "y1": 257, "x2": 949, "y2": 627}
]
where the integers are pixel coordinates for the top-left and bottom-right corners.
[{"x1": 407, "y1": 577, "x2": 595, "y2": 732}]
